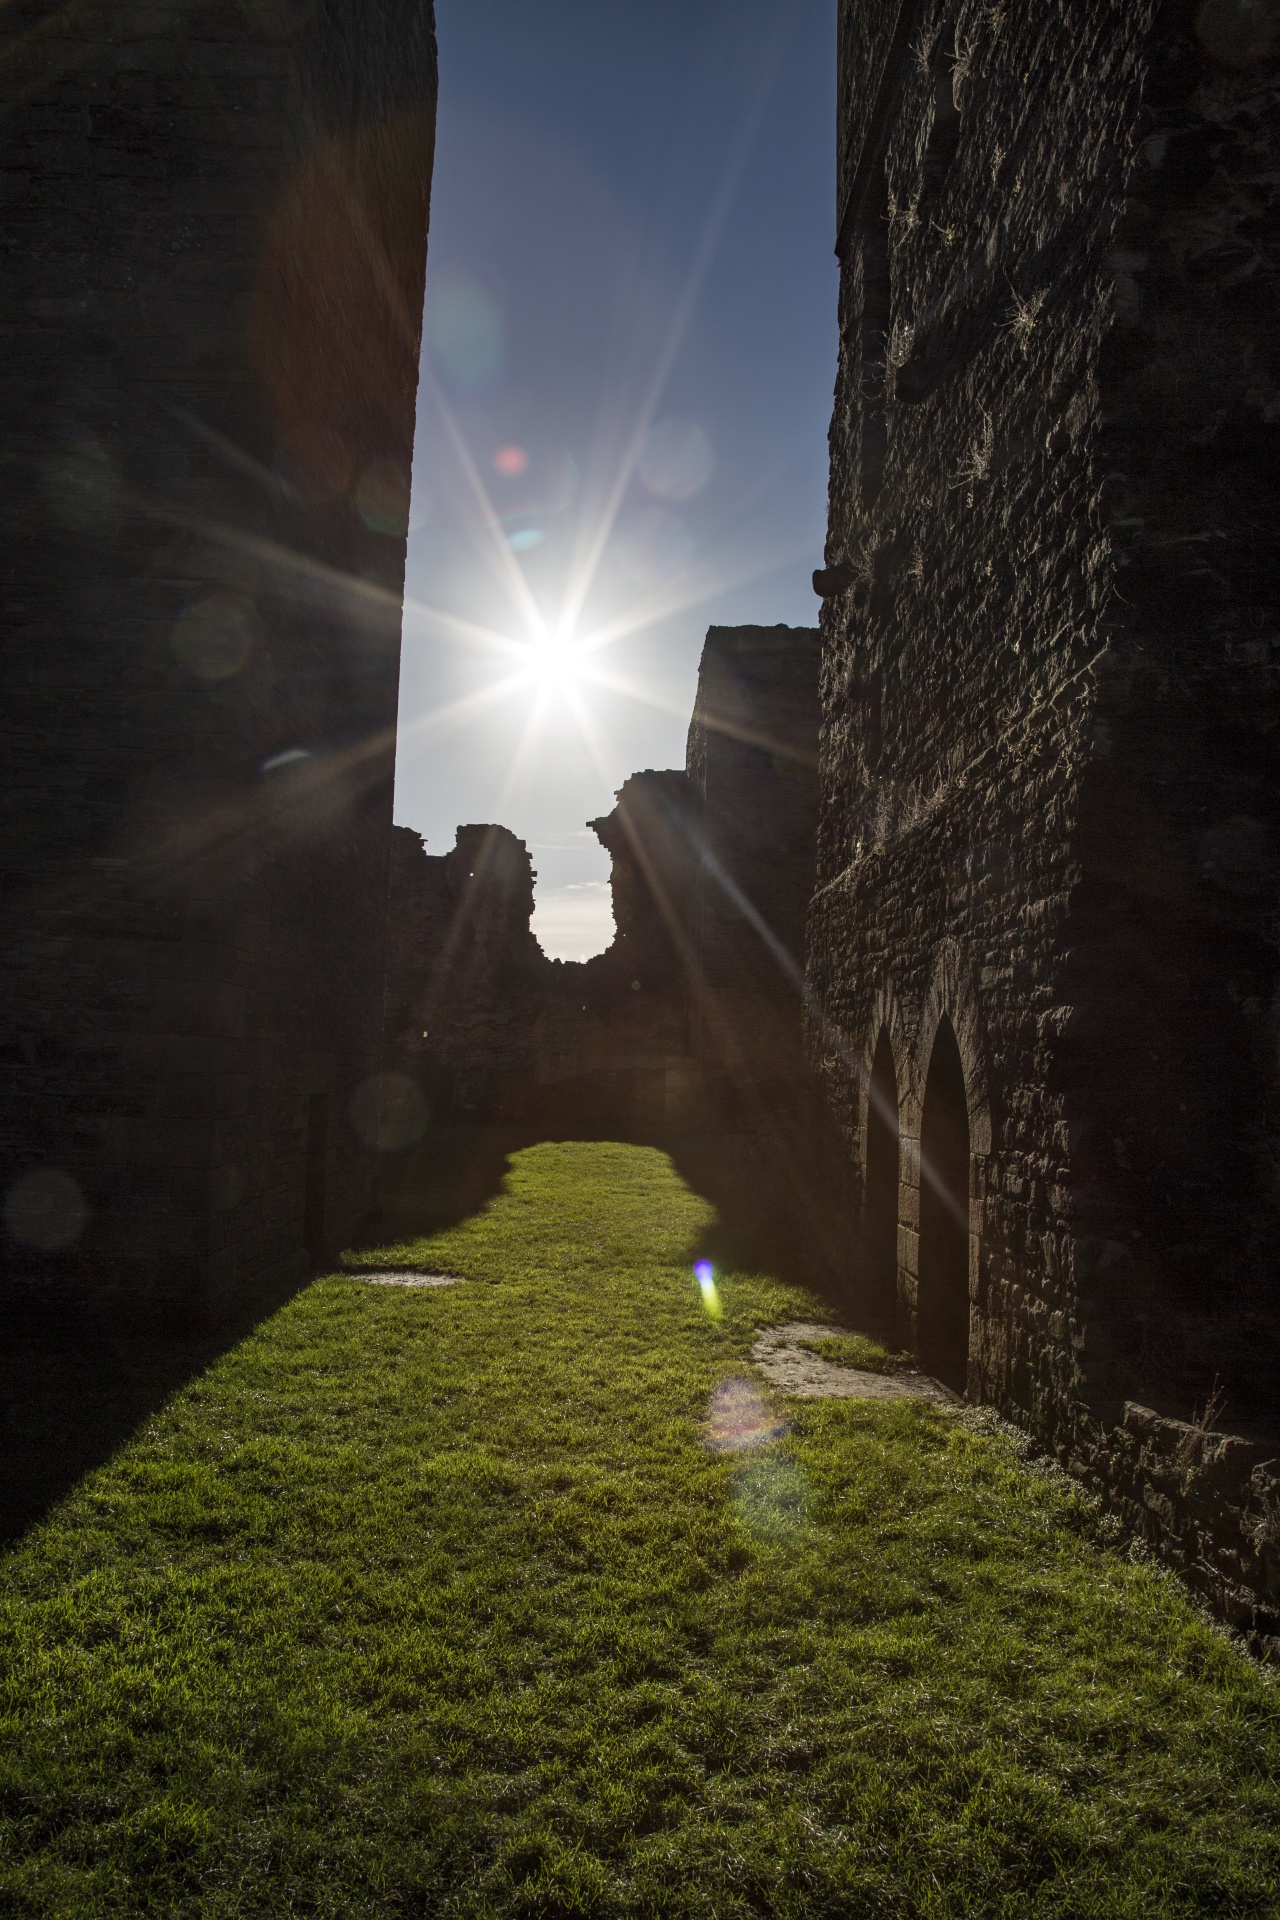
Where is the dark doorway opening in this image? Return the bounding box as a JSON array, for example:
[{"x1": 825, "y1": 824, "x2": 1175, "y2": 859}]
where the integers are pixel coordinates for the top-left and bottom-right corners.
[
  {"x1": 304, "y1": 1092, "x2": 330, "y2": 1266},
  {"x1": 864, "y1": 1028, "x2": 900, "y2": 1331},
  {"x1": 917, "y1": 1016, "x2": 970, "y2": 1392}
]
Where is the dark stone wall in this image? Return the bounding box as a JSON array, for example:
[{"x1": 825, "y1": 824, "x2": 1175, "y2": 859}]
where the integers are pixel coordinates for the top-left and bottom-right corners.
[
  {"x1": 384, "y1": 778, "x2": 699, "y2": 1136},
  {"x1": 688, "y1": 625, "x2": 822, "y2": 1119},
  {"x1": 812, "y1": 0, "x2": 1280, "y2": 1639},
  {"x1": 0, "y1": 3, "x2": 437, "y2": 1317},
  {"x1": 384, "y1": 822, "x2": 547, "y2": 1123},
  {"x1": 384, "y1": 625, "x2": 824, "y2": 1147},
  {"x1": 537, "y1": 771, "x2": 701, "y2": 1132}
]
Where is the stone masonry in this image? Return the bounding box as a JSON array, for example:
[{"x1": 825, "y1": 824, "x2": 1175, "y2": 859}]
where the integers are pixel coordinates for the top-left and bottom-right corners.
[
  {"x1": 810, "y1": 0, "x2": 1280, "y2": 1641},
  {"x1": 384, "y1": 625, "x2": 823, "y2": 1155},
  {"x1": 0, "y1": 3, "x2": 438, "y2": 1318},
  {"x1": 687, "y1": 626, "x2": 821, "y2": 1114}
]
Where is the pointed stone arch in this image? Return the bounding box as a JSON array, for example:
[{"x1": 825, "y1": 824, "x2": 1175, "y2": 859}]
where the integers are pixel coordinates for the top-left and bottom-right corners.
[
  {"x1": 917, "y1": 939, "x2": 992, "y2": 1157},
  {"x1": 894, "y1": 942, "x2": 991, "y2": 1388},
  {"x1": 917, "y1": 1015, "x2": 971, "y2": 1390},
  {"x1": 862, "y1": 1024, "x2": 902, "y2": 1332},
  {"x1": 852, "y1": 977, "x2": 916, "y2": 1341},
  {"x1": 855, "y1": 976, "x2": 916, "y2": 1149}
]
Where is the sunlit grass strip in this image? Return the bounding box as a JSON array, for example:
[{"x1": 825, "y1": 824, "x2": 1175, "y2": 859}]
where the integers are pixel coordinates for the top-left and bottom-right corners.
[
  {"x1": 797, "y1": 1331, "x2": 909, "y2": 1374},
  {"x1": 0, "y1": 1140, "x2": 1277, "y2": 1918}
]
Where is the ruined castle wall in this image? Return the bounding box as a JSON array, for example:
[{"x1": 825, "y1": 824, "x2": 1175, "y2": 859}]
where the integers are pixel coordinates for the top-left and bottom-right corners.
[
  {"x1": 1069, "y1": 1, "x2": 1280, "y2": 1434},
  {"x1": 382, "y1": 630, "x2": 824, "y2": 1145},
  {"x1": 384, "y1": 782, "x2": 699, "y2": 1136},
  {"x1": 0, "y1": 3, "x2": 437, "y2": 1315},
  {"x1": 385, "y1": 823, "x2": 546, "y2": 1122},
  {"x1": 811, "y1": 0, "x2": 1279, "y2": 1636},
  {"x1": 533, "y1": 771, "x2": 699, "y2": 1131},
  {"x1": 812, "y1": 0, "x2": 1114, "y2": 1384},
  {"x1": 687, "y1": 625, "x2": 822, "y2": 1123},
  {"x1": 687, "y1": 626, "x2": 820, "y2": 996}
]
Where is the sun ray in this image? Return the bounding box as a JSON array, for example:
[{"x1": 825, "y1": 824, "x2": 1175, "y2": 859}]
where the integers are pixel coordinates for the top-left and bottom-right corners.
[
  {"x1": 401, "y1": 596, "x2": 533, "y2": 661},
  {"x1": 494, "y1": 687, "x2": 554, "y2": 815},
  {"x1": 132, "y1": 491, "x2": 408, "y2": 625},
  {"x1": 575, "y1": 665, "x2": 691, "y2": 721},
  {"x1": 554, "y1": 12, "x2": 797, "y2": 642},
  {"x1": 580, "y1": 663, "x2": 817, "y2": 768},
  {"x1": 571, "y1": 531, "x2": 812, "y2": 660},
  {"x1": 397, "y1": 672, "x2": 533, "y2": 744},
  {"x1": 417, "y1": 360, "x2": 548, "y2": 639},
  {"x1": 561, "y1": 682, "x2": 612, "y2": 782}
]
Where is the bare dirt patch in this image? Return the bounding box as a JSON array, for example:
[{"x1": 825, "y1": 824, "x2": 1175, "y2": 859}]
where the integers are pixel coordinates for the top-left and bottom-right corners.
[
  {"x1": 752, "y1": 1322, "x2": 959, "y2": 1403},
  {"x1": 361, "y1": 1273, "x2": 465, "y2": 1288}
]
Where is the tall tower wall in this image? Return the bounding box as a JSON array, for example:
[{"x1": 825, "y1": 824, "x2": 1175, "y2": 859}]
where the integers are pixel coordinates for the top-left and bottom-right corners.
[
  {"x1": 811, "y1": 0, "x2": 1280, "y2": 1638},
  {"x1": 0, "y1": 2, "x2": 438, "y2": 1317}
]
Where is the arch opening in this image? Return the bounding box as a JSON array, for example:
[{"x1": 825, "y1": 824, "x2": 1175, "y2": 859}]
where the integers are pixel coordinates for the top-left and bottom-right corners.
[
  {"x1": 917, "y1": 1015, "x2": 970, "y2": 1392},
  {"x1": 863, "y1": 1028, "x2": 900, "y2": 1331}
]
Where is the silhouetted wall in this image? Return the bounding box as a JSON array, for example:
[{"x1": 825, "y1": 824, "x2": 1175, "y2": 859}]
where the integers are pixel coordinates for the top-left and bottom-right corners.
[
  {"x1": 0, "y1": 2, "x2": 438, "y2": 1318},
  {"x1": 384, "y1": 779, "x2": 699, "y2": 1135},
  {"x1": 384, "y1": 822, "x2": 549, "y2": 1122},
  {"x1": 688, "y1": 624, "x2": 822, "y2": 1124},
  {"x1": 811, "y1": 0, "x2": 1280, "y2": 1642},
  {"x1": 384, "y1": 624, "x2": 823, "y2": 1148}
]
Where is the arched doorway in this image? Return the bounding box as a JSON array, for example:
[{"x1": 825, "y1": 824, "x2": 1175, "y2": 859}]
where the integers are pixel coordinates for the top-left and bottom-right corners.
[
  {"x1": 864, "y1": 1028, "x2": 900, "y2": 1331},
  {"x1": 917, "y1": 1016, "x2": 970, "y2": 1392}
]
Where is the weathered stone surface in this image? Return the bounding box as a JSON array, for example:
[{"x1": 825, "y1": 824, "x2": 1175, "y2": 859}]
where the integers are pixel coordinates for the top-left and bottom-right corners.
[
  {"x1": 384, "y1": 625, "x2": 824, "y2": 1143},
  {"x1": 812, "y1": 0, "x2": 1280, "y2": 1642},
  {"x1": 384, "y1": 782, "x2": 697, "y2": 1132},
  {"x1": 384, "y1": 822, "x2": 547, "y2": 1119},
  {"x1": 0, "y1": 4, "x2": 438, "y2": 1317},
  {"x1": 687, "y1": 626, "x2": 821, "y2": 1117}
]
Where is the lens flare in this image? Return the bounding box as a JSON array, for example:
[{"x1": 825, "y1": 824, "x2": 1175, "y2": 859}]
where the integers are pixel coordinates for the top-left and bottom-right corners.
[
  {"x1": 171, "y1": 593, "x2": 256, "y2": 682},
  {"x1": 695, "y1": 1258, "x2": 721, "y2": 1317},
  {"x1": 493, "y1": 444, "x2": 529, "y2": 476},
  {"x1": 733, "y1": 1450, "x2": 812, "y2": 1545},
  {"x1": 613, "y1": 507, "x2": 692, "y2": 586},
  {"x1": 4, "y1": 1167, "x2": 87, "y2": 1250},
  {"x1": 354, "y1": 459, "x2": 411, "y2": 535},
  {"x1": 638, "y1": 418, "x2": 713, "y2": 501},
  {"x1": 427, "y1": 271, "x2": 504, "y2": 391},
  {"x1": 704, "y1": 1375, "x2": 787, "y2": 1452}
]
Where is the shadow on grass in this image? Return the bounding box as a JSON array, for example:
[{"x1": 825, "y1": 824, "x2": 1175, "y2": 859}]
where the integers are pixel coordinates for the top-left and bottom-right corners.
[
  {"x1": 0, "y1": 1127, "x2": 523, "y2": 1549},
  {"x1": 356, "y1": 1122, "x2": 526, "y2": 1249},
  {"x1": 664, "y1": 1129, "x2": 872, "y2": 1326},
  {"x1": 0, "y1": 1283, "x2": 273, "y2": 1548},
  {"x1": 364, "y1": 1121, "x2": 867, "y2": 1329},
  {"x1": 0, "y1": 1123, "x2": 529, "y2": 1545},
  {"x1": 0, "y1": 1121, "x2": 864, "y2": 1548}
]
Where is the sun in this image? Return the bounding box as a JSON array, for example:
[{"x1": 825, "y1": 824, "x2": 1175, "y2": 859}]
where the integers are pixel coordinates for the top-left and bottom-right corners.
[{"x1": 526, "y1": 631, "x2": 583, "y2": 693}]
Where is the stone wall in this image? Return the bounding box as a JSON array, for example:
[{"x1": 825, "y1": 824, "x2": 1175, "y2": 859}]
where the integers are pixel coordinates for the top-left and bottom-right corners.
[
  {"x1": 384, "y1": 777, "x2": 699, "y2": 1136},
  {"x1": 689, "y1": 625, "x2": 822, "y2": 1117},
  {"x1": 384, "y1": 624, "x2": 823, "y2": 1150},
  {"x1": 0, "y1": 3, "x2": 438, "y2": 1318},
  {"x1": 385, "y1": 821, "x2": 552, "y2": 1123},
  {"x1": 811, "y1": 0, "x2": 1280, "y2": 1642}
]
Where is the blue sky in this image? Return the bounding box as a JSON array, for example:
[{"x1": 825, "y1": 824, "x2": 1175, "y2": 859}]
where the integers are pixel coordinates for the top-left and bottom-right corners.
[{"x1": 393, "y1": 0, "x2": 837, "y2": 957}]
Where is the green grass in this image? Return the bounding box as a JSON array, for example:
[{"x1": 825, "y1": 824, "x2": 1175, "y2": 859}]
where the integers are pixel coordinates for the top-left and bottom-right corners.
[
  {"x1": 1, "y1": 1140, "x2": 1278, "y2": 1917},
  {"x1": 796, "y1": 1332, "x2": 906, "y2": 1374}
]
